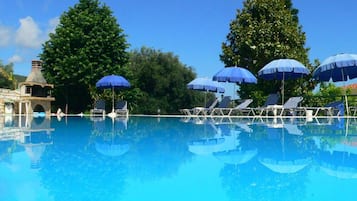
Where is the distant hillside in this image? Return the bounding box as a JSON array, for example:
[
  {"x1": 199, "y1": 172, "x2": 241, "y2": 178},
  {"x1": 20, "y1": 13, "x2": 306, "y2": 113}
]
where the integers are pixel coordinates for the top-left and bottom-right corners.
[{"x1": 14, "y1": 74, "x2": 27, "y2": 83}]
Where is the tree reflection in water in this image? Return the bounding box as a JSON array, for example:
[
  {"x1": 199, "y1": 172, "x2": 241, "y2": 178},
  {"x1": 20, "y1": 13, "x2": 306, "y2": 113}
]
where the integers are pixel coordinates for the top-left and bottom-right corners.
[
  {"x1": 2, "y1": 116, "x2": 356, "y2": 201},
  {"x1": 218, "y1": 118, "x2": 316, "y2": 201},
  {"x1": 39, "y1": 117, "x2": 200, "y2": 200}
]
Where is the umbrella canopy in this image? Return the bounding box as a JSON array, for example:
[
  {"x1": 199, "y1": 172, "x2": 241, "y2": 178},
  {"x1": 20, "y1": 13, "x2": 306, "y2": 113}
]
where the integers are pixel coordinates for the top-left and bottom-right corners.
[
  {"x1": 213, "y1": 66, "x2": 257, "y2": 104},
  {"x1": 187, "y1": 77, "x2": 225, "y2": 106},
  {"x1": 312, "y1": 53, "x2": 357, "y2": 115},
  {"x1": 258, "y1": 59, "x2": 310, "y2": 104},
  {"x1": 96, "y1": 75, "x2": 130, "y2": 115},
  {"x1": 187, "y1": 77, "x2": 225, "y2": 93},
  {"x1": 258, "y1": 59, "x2": 309, "y2": 80},
  {"x1": 96, "y1": 75, "x2": 131, "y2": 89},
  {"x1": 313, "y1": 53, "x2": 357, "y2": 82},
  {"x1": 213, "y1": 66, "x2": 257, "y2": 84}
]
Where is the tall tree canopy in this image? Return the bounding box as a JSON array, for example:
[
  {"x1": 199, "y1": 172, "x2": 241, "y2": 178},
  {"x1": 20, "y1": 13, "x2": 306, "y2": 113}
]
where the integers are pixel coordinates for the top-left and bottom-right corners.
[
  {"x1": 0, "y1": 61, "x2": 16, "y2": 90},
  {"x1": 40, "y1": 0, "x2": 129, "y2": 113},
  {"x1": 127, "y1": 47, "x2": 204, "y2": 114},
  {"x1": 220, "y1": 0, "x2": 314, "y2": 105}
]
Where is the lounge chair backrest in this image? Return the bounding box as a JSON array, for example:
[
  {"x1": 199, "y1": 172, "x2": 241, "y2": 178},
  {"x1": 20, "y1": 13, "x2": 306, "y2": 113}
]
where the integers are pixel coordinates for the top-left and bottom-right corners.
[
  {"x1": 205, "y1": 99, "x2": 215, "y2": 108},
  {"x1": 208, "y1": 98, "x2": 219, "y2": 110},
  {"x1": 115, "y1": 100, "x2": 127, "y2": 110},
  {"x1": 263, "y1": 93, "x2": 280, "y2": 107},
  {"x1": 325, "y1": 101, "x2": 343, "y2": 107},
  {"x1": 283, "y1": 96, "x2": 303, "y2": 109},
  {"x1": 236, "y1": 99, "x2": 253, "y2": 109},
  {"x1": 325, "y1": 101, "x2": 344, "y2": 116},
  {"x1": 217, "y1": 96, "x2": 231, "y2": 108},
  {"x1": 95, "y1": 100, "x2": 106, "y2": 110}
]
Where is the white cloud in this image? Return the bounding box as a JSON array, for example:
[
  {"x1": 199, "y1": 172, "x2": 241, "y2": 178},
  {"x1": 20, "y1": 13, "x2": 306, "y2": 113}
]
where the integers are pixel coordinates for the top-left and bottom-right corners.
[
  {"x1": 47, "y1": 17, "x2": 59, "y2": 34},
  {"x1": 0, "y1": 25, "x2": 12, "y2": 46},
  {"x1": 15, "y1": 16, "x2": 43, "y2": 48},
  {"x1": 8, "y1": 54, "x2": 23, "y2": 63}
]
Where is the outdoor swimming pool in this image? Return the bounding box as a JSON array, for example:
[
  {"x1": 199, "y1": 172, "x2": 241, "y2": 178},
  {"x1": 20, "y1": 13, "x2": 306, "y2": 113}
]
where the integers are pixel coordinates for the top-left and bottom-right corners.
[{"x1": 0, "y1": 115, "x2": 356, "y2": 201}]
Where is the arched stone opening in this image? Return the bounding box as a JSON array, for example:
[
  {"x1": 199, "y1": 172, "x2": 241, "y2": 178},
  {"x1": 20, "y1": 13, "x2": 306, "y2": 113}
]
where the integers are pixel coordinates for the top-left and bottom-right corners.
[{"x1": 33, "y1": 104, "x2": 45, "y2": 113}]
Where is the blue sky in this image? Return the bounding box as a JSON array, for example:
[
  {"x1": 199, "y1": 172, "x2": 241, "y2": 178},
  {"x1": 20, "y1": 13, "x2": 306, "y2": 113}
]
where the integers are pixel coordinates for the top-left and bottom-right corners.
[{"x1": 1, "y1": 0, "x2": 357, "y2": 86}]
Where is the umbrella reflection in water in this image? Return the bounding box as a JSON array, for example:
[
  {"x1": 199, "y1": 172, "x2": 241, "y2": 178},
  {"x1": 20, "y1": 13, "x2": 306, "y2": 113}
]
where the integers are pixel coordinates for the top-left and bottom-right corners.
[
  {"x1": 258, "y1": 118, "x2": 312, "y2": 174},
  {"x1": 314, "y1": 135, "x2": 357, "y2": 179},
  {"x1": 212, "y1": 119, "x2": 258, "y2": 165},
  {"x1": 92, "y1": 117, "x2": 130, "y2": 157},
  {"x1": 188, "y1": 122, "x2": 239, "y2": 156},
  {"x1": 214, "y1": 148, "x2": 257, "y2": 165}
]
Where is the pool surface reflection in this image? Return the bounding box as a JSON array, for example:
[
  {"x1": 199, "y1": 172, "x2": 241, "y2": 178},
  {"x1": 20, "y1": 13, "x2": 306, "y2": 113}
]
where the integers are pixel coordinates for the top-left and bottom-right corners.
[{"x1": 0, "y1": 116, "x2": 357, "y2": 201}]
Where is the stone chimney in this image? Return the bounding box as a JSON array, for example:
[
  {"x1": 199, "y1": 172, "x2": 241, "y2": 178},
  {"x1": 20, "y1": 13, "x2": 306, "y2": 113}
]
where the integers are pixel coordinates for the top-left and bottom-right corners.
[
  {"x1": 31, "y1": 60, "x2": 42, "y2": 71},
  {"x1": 25, "y1": 60, "x2": 47, "y2": 84}
]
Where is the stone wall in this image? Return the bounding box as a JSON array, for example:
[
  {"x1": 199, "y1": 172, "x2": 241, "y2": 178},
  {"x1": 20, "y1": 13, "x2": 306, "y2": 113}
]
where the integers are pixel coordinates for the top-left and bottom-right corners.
[
  {"x1": 0, "y1": 88, "x2": 19, "y2": 114},
  {"x1": 30, "y1": 99, "x2": 52, "y2": 116}
]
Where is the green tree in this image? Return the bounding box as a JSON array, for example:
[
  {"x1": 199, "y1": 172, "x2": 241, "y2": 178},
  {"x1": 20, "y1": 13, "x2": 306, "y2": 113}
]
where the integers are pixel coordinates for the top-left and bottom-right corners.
[
  {"x1": 127, "y1": 47, "x2": 205, "y2": 114},
  {"x1": 313, "y1": 83, "x2": 344, "y2": 105},
  {"x1": 40, "y1": 0, "x2": 129, "y2": 113},
  {"x1": 0, "y1": 61, "x2": 16, "y2": 89},
  {"x1": 220, "y1": 0, "x2": 315, "y2": 105}
]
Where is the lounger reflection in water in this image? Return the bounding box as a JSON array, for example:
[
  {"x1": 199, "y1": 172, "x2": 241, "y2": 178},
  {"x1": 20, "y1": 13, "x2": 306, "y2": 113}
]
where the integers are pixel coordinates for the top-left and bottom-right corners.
[
  {"x1": 188, "y1": 129, "x2": 239, "y2": 155},
  {"x1": 214, "y1": 149, "x2": 258, "y2": 165}
]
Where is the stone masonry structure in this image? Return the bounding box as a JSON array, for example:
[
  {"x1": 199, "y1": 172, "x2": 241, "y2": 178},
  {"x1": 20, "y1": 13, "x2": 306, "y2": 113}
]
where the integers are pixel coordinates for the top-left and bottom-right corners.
[{"x1": 0, "y1": 60, "x2": 55, "y2": 116}]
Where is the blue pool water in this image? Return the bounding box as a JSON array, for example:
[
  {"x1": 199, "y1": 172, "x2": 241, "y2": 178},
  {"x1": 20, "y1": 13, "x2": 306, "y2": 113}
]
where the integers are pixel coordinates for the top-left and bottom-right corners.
[{"x1": 1, "y1": 116, "x2": 357, "y2": 201}]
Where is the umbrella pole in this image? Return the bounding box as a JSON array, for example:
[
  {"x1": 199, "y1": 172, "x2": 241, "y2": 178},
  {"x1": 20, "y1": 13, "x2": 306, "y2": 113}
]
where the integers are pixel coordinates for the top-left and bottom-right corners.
[
  {"x1": 112, "y1": 86, "x2": 115, "y2": 113},
  {"x1": 204, "y1": 91, "x2": 207, "y2": 107},
  {"x1": 281, "y1": 72, "x2": 285, "y2": 105},
  {"x1": 231, "y1": 84, "x2": 235, "y2": 107},
  {"x1": 345, "y1": 118, "x2": 349, "y2": 137},
  {"x1": 281, "y1": 126, "x2": 285, "y2": 159},
  {"x1": 341, "y1": 69, "x2": 350, "y2": 116},
  {"x1": 345, "y1": 93, "x2": 349, "y2": 116}
]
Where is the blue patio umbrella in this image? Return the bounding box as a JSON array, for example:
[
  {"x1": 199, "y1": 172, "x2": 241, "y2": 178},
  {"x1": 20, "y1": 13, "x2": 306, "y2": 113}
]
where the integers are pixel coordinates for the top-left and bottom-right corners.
[
  {"x1": 96, "y1": 74, "x2": 131, "y2": 88},
  {"x1": 187, "y1": 77, "x2": 225, "y2": 106},
  {"x1": 313, "y1": 53, "x2": 357, "y2": 82},
  {"x1": 258, "y1": 59, "x2": 310, "y2": 104},
  {"x1": 96, "y1": 75, "x2": 130, "y2": 114},
  {"x1": 213, "y1": 66, "x2": 257, "y2": 104},
  {"x1": 312, "y1": 53, "x2": 357, "y2": 115},
  {"x1": 213, "y1": 66, "x2": 257, "y2": 84},
  {"x1": 187, "y1": 77, "x2": 225, "y2": 93}
]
